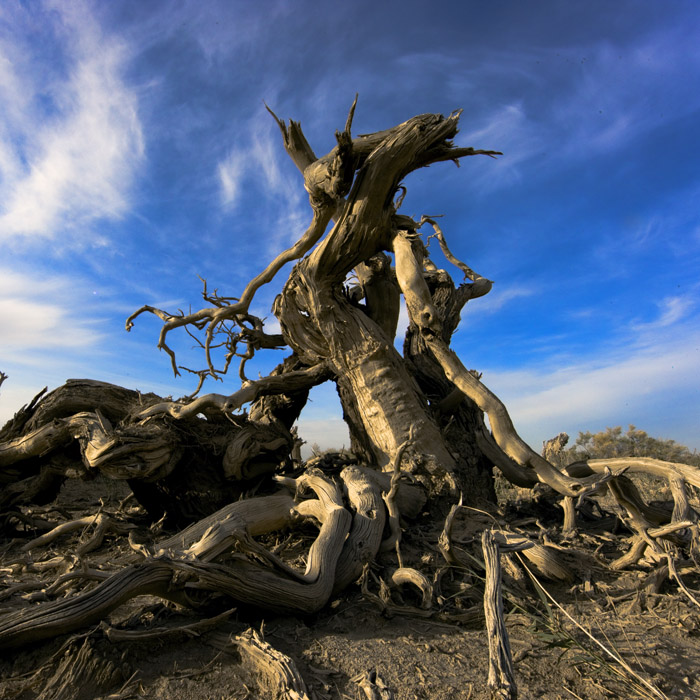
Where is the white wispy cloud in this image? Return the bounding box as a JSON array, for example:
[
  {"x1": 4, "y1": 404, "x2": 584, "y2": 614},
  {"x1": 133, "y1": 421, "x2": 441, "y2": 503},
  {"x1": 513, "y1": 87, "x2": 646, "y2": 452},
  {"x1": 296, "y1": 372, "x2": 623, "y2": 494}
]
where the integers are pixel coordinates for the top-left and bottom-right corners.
[
  {"x1": 0, "y1": 1, "x2": 143, "y2": 244},
  {"x1": 217, "y1": 108, "x2": 310, "y2": 252},
  {"x1": 492, "y1": 337, "x2": 697, "y2": 421},
  {"x1": 481, "y1": 294, "x2": 700, "y2": 449},
  {"x1": 487, "y1": 333, "x2": 700, "y2": 445},
  {"x1": 632, "y1": 295, "x2": 695, "y2": 333},
  {"x1": 465, "y1": 284, "x2": 537, "y2": 316},
  {"x1": 458, "y1": 103, "x2": 542, "y2": 191},
  {"x1": 549, "y1": 25, "x2": 700, "y2": 162},
  {"x1": 0, "y1": 268, "x2": 104, "y2": 356},
  {"x1": 218, "y1": 150, "x2": 245, "y2": 208},
  {"x1": 443, "y1": 20, "x2": 700, "y2": 190},
  {"x1": 0, "y1": 265, "x2": 190, "y2": 428}
]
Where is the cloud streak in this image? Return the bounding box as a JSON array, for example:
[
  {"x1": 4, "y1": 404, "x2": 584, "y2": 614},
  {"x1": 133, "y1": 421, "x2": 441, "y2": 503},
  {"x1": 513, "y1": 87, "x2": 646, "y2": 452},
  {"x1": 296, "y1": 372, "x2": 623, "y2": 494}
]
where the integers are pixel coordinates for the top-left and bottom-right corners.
[
  {"x1": 0, "y1": 267, "x2": 104, "y2": 356},
  {"x1": 217, "y1": 107, "x2": 310, "y2": 253},
  {"x1": 0, "y1": 1, "x2": 143, "y2": 245},
  {"x1": 482, "y1": 297, "x2": 700, "y2": 448}
]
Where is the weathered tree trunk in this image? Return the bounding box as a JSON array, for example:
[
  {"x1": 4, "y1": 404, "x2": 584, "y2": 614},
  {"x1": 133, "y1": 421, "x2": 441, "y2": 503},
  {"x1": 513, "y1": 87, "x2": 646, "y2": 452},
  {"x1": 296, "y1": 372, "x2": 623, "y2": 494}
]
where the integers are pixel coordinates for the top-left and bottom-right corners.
[
  {"x1": 270, "y1": 109, "x2": 504, "y2": 502},
  {"x1": 277, "y1": 267, "x2": 458, "y2": 489},
  {"x1": 2, "y1": 102, "x2": 697, "y2": 676}
]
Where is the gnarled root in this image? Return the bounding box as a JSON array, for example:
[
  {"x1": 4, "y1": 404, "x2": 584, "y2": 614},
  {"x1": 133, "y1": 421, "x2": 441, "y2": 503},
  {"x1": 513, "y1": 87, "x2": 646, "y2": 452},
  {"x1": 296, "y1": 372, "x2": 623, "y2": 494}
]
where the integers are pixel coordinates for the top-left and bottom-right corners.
[
  {"x1": 0, "y1": 464, "x2": 419, "y2": 651},
  {"x1": 0, "y1": 561, "x2": 176, "y2": 650}
]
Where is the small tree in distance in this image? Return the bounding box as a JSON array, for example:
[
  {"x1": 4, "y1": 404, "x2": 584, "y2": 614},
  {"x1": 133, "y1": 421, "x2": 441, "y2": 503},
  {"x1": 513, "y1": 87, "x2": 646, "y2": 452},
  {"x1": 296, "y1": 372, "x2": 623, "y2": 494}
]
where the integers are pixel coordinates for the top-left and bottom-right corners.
[{"x1": 569, "y1": 425, "x2": 700, "y2": 466}]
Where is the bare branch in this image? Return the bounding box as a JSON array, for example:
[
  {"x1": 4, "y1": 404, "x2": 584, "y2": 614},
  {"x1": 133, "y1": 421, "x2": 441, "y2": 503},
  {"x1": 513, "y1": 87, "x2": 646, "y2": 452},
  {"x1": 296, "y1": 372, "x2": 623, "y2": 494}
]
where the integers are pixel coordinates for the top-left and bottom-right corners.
[
  {"x1": 126, "y1": 204, "x2": 335, "y2": 377},
  {"x1": 421, "y1": 216, "x2": 493, "y2": 295},
  {"x1": 566, "y1": 457, "x2": 700, "y2": 491},
  {"x1": 137, "y1": 362, "x2": 331, "y2": 420},
  {"x1": 176, "y1": 367, "x2": 210, "y2": 399},
  {"x1": 265, "y1": 103, "x2": 318, "y2": 173}
]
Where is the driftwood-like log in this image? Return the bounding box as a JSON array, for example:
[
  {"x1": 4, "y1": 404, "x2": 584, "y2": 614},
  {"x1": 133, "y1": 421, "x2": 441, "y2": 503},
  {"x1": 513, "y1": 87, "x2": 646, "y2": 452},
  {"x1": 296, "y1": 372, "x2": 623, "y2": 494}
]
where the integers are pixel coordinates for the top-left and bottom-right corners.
[
  {"x1": 0, "y1": 454, "x2": 431, "y2": 653},
  {"x1": 388, "y1": 567, "x2": 433, "y2": 609},
  {"x1": 210, "y1": 627, "x2": 311, "y2": 700},
  {"x1": 3, "y1": 453, "x2": 433, "y2": 651},
  {"x1": 153, "y1": 491, "x2": 296, "y2": 562},
  {"x1": 101, "y1": 608, "x2": 236, "y2": 642}
]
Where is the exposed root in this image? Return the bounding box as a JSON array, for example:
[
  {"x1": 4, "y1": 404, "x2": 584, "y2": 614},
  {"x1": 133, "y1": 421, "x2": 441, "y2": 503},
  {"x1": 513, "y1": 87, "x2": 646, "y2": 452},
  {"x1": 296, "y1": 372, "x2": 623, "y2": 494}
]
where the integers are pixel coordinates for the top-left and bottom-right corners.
[
  {"x1": 22, "y1": 512, "x2": 136, "y2": 556},
  {"x1": 100, "y1": 607, "x2": 236, "y2": 642},
  {"x1": 388, "y1": 567, "x2": 433, "y2": 609},
  {"x1": 438, "y1": 499, "x2": 572, "y2": 583}
]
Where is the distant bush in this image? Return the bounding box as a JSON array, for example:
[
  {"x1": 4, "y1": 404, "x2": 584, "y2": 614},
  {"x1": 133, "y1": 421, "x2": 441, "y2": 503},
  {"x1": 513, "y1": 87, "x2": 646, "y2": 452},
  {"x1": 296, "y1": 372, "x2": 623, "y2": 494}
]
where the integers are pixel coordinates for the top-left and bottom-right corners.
[{"x1": 565, "y1": 425, "x2": 700, "y2": 466}]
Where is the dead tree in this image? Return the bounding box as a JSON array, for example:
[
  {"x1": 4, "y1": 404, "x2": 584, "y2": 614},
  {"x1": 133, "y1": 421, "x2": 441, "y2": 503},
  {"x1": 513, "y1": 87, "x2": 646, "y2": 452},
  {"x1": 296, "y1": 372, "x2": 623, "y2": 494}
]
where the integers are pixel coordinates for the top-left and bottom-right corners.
[{"x1": 1, "y1": 102, "x2": 699, "y2": 678}]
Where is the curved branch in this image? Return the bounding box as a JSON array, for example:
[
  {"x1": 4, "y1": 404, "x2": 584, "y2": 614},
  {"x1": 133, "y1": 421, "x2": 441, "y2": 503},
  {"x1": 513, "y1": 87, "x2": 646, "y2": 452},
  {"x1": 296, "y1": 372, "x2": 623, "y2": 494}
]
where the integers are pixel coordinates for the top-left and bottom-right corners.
[
  {"x1": 421, "y1": 216, "x2": 493, "y2": 294},
  {"x1": 475, "y1": 423, "x2": 538, "y2": 488},
  {"x1": 566, "y1": 457, "x2": 700, "y2": 490},
  {"x1": 391, "y1": 225, "x2": 618, "y2": 497},
  {"x1": 126, "y1": 205, "x2": 335, "y2": 376},
  {"x1": 426, "y1": 338, "x2": 618, "y2": 497},
  {"x1": 392, "y1": 231, "x2": 442, "y2": 334},
  {"x1": 137, "y1": 362, "x2": 331, "y2": 419}
]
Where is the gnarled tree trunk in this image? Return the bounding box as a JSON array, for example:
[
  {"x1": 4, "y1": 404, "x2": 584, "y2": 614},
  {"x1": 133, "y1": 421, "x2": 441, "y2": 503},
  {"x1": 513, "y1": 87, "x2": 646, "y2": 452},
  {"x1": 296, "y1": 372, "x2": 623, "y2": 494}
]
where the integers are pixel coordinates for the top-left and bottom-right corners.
[{"x1": 1, "y1": 104, "x2": 699, "y2": 700}]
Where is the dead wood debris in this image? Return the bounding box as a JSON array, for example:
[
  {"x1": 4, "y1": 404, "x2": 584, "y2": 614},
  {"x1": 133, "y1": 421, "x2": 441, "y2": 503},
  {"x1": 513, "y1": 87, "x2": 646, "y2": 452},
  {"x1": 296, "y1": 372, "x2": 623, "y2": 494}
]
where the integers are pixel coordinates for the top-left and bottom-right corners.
[
  {"x1": 352, "y1": 669, "x2": 395, "y2": 700},
  {"x1": 209, "y1": 627, "x2": 311, "y2": 700}
]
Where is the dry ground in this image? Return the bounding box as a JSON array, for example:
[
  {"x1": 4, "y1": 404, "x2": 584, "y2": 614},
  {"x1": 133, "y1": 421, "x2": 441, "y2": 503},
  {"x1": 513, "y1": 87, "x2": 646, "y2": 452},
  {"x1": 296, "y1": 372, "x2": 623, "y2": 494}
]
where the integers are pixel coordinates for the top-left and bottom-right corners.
[{"x1": 1, "y1": 475, "x2": 700, "y2": 700}]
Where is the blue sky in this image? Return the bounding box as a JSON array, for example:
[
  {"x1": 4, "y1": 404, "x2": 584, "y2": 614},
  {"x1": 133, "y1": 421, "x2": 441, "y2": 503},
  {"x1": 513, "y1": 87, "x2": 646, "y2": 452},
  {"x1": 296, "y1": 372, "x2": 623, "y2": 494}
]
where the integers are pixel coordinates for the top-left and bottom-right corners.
[{"x1": 1, "y1": 0, "x2": 699, "y2": 454}]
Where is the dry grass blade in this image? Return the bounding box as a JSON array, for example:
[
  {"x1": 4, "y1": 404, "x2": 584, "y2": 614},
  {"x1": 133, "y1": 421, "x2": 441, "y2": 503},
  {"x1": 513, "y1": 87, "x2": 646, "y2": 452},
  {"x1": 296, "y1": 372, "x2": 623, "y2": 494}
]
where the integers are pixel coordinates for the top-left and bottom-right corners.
[{"x1": 517, "y1": 555, "x2": 667, "y2": 700}]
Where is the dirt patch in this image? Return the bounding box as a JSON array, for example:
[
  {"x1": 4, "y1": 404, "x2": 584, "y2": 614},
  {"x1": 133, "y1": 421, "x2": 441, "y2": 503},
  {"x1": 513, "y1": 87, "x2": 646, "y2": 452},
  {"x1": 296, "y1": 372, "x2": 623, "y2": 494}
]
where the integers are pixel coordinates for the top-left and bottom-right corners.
[{"x1": 2, "y1": 476, "x2": 700, "y2": 699}]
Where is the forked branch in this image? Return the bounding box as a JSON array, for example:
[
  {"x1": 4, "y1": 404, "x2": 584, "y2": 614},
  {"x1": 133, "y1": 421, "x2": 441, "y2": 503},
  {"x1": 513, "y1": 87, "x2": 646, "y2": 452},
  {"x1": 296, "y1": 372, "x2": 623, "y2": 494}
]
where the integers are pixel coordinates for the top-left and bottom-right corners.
[{"x1": 125, "y1": 204, "x2": 335, "y2": 377}]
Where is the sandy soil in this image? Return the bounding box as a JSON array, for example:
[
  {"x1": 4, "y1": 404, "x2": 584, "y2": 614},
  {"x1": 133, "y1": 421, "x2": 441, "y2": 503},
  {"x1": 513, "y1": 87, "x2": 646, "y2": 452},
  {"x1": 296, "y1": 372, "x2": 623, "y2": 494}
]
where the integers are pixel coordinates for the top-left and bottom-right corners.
[{"x1": 1, "y1": 476, "x2": 699, "y2": 700}]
